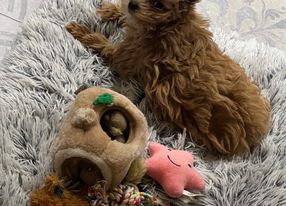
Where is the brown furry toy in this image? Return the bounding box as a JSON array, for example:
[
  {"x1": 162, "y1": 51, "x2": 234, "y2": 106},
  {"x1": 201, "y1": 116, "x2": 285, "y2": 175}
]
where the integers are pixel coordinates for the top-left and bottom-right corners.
[
  {"x1": 30, "y1": 175, "x2": 89, "y2": 206},
  {"x1": 65, "y1": 0, "x2": 270, "y2": 155},
  {"x1": 52, "y1": 87, "x2": 148, "y2": 194}
]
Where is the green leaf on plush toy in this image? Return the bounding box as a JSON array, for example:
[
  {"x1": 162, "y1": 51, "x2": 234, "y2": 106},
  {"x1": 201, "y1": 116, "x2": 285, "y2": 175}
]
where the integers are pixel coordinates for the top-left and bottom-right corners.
[{"x1": 93, "y1": 93, "x2": 113, "y2": 106}]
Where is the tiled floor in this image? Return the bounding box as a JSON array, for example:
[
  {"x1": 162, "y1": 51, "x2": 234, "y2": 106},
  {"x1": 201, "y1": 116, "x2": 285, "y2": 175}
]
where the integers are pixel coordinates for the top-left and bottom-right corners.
[{"x1": 0, "y1": 0, "x2": 42, "y2": 61}]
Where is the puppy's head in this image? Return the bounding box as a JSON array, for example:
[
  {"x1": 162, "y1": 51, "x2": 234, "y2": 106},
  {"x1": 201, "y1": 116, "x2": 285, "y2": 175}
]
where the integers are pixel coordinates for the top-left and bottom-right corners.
[{"x1": 125, "y1": 0, "x2": 200, "y2": 26}]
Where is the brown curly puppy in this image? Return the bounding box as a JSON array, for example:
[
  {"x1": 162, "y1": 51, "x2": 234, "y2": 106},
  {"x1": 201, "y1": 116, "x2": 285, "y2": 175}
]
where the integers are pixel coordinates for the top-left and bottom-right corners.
[{"x1": 65, "y1": 0, "x2": 270, "y2": 155}]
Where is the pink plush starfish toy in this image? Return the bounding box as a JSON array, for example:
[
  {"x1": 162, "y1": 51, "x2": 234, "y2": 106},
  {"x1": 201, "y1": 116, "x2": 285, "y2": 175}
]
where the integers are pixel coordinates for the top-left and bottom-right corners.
[{"x1": 146, "y1": 142, "x2": 205, "y2": 198}]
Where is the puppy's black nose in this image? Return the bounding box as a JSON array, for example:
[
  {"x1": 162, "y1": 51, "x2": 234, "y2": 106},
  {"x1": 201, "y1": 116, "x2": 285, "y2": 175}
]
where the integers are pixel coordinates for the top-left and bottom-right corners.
[{"x1": 128, "y1": 0, "x2": 139, "y2": 12}]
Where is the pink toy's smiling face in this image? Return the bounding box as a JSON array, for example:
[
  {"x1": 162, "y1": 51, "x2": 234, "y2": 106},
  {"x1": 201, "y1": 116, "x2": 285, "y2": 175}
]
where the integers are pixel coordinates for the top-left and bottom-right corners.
[
  {"x1": 146, "y1": 142, "x2": 205, "y2": 198},
  {"x1": 164, "y1": 148, "x2": 195, "y2": 170},
  {"x1": 167, "y1": 154, "x2": 181, "y2": 167}
]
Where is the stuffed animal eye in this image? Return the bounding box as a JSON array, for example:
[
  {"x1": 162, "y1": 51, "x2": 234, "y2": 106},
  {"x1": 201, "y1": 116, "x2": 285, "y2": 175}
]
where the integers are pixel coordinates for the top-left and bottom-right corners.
[
  {"x1": 188, "y1": 163, "x2": 192, "y2": 168},
  {"x1": 54, "y1": 185, "x2": 64, "y2": 197},
  {"x1": 152, "y1": 0, "x2": 164, "y2": 10}
]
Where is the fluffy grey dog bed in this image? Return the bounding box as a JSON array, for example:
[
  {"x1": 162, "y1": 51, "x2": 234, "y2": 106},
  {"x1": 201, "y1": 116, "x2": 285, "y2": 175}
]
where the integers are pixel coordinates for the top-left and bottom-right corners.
[{"x1": 1, "y1": 0, "x2": 286, "y2": 205}]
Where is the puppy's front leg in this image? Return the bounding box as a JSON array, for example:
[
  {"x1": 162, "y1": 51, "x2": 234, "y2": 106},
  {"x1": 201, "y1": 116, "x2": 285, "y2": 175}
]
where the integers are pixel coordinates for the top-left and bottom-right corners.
[
  {"x1": 96, "y1": 3, "x2": 125, "y2": 24},
  {"x1": 65, "y1": 22, "x2": 115, "y2": 59}
]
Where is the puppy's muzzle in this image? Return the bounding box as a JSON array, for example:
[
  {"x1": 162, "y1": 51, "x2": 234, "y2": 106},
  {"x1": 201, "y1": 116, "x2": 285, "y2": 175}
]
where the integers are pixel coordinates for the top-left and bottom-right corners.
[{"x1": 128, "y1": 0, "x2": 139, "y2": 12}]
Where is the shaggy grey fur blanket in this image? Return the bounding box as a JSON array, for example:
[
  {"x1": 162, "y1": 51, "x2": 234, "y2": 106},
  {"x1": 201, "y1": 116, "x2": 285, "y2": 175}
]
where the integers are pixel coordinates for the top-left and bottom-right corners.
[{"x1": 1, "y1": 0, "x2": 286, "y2": 205}]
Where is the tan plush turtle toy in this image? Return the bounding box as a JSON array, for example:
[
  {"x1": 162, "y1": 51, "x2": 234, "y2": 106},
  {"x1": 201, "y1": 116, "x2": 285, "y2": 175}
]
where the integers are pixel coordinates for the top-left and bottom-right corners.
[{"x1": 51, "y1": 87, "x2": 148, "y2": 193}]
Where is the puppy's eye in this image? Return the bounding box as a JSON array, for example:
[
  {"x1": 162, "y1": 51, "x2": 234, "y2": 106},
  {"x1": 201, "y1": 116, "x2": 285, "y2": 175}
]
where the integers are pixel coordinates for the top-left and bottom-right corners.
[{"x1": 152, "y1": 0, "x2": 164, "y2": 10}]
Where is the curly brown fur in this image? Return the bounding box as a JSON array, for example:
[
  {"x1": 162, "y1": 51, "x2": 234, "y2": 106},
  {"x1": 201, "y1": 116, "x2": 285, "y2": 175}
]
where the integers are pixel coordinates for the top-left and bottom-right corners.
[
  {"x1": 65, "y1": 0, "x2": 270, "y2": 155},
  {"x1": 30, "y1": 175, "x2": 88, "y2": 206},
  {"x1": 96, "y1": 3, "x2": 126, "y2": 25}
]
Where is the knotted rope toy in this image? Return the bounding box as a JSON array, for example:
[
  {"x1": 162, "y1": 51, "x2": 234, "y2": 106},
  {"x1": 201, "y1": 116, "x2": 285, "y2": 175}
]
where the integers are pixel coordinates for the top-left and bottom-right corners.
[{"x1": 87, "y1": 181, "x2": 166, "y2": 206}]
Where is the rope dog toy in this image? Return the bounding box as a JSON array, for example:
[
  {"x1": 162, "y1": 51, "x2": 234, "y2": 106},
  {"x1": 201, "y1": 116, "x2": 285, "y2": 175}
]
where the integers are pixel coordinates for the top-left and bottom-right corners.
[{"x1": 87, "y1": 181, "x2": 166, "y2": 206}]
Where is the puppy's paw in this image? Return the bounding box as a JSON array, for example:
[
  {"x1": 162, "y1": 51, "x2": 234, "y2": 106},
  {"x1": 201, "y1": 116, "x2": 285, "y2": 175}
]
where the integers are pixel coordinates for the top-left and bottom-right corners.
[
  {"x1": 65, "y1": 22, "x2": 91, "y2": 40},
  {"x1": 71, "y1": 32, "x2": 111, "y2": 55},
  {"x1": 85, "y1": 32, "x2": 110, "y2": 47},
  {"x1": 96, "y1": 3, "x2": 124, "y2": 22}
]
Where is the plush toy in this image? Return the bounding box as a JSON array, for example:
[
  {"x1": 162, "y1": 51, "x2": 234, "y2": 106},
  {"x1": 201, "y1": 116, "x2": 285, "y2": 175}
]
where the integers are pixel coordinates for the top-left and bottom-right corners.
[
  {"x1": 30, "y1": 175, "x2": 89, "y2": 206},
  {"x1": 52, "y1": 87, "x2": 148, "y2": 193},
  {"x1": 146, "y1": 142, "x2": 205, "y2": 198}
]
